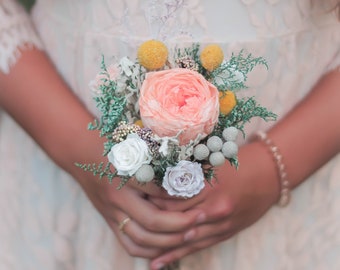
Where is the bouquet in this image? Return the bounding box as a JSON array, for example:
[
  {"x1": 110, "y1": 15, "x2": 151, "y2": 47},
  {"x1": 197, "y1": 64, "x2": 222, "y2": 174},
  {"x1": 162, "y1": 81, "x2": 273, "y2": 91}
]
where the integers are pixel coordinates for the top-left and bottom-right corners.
[{"x1": 76, "y1": 40, "x2": 276, "y2": 198}]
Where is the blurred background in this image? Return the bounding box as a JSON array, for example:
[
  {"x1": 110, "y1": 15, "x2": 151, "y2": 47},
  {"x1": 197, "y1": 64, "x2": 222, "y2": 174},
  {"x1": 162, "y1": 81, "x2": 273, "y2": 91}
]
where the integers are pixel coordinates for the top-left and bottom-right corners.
[{"x1": 18, "y1": 0, "x2": 35, "y2": 10}]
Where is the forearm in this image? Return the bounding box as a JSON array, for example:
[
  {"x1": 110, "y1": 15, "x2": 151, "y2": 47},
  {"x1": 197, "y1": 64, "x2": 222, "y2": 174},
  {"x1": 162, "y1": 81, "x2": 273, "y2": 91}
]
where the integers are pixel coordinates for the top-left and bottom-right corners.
[
  {"x1": 0, "y1": 48, "x2": 104, "y2": 179},
  {"x1": 213, "y1": 69, "x2": 340, "y2": 206},
  {"x1": 267, "y1": 69, "x2": 340, "y2": 190}
]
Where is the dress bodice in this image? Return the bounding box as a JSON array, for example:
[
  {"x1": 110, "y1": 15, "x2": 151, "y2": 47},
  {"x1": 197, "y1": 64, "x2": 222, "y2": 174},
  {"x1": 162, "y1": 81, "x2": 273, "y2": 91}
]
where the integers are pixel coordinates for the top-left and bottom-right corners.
[{"x1": 29, "y1": 0, "x2": 340, "y2": 129}]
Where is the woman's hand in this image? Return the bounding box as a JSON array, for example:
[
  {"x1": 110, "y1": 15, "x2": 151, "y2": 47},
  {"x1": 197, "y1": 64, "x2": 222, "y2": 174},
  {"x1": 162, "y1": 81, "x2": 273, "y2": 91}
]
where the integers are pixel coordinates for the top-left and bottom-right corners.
[
  {"x1": 149, "y1": 68, "x2": 340, "y2": 268},
  {"x1": 0, "y1": 48, "x2": 204, "y2": 260},
  {"x1": 149, "y1": 141, "x2": 279, "y2": 269},
  {"x1": 77, "y1": 173, "x2": 205, "y2": 259}
]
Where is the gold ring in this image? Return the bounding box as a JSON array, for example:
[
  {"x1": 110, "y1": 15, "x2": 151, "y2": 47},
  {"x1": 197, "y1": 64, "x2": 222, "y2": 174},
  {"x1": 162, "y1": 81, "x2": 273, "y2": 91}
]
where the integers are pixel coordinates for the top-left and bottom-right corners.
[{"x1": 118, "y1": 217, "x2": 131, "y2": 233}]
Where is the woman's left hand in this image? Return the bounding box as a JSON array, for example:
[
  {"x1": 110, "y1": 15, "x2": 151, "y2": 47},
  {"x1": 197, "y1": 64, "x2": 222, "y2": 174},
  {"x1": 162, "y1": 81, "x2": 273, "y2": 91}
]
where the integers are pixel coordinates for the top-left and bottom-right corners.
[{"x1": 148, "y1": 142, "x2": 280, "y2": 269}]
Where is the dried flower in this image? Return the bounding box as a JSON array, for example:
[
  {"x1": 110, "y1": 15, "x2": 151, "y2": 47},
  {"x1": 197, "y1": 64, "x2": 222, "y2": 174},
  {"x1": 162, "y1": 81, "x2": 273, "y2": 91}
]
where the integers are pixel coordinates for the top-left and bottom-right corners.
[
  {"x1": 206, "y1": 136, "x2": 223, "y2": 152},
  {"x1": 209, "y1": 152, "x2": 225, "y2": 166},
  {"x1": 136, "y1": 128, "x2": 160, "y2": 155},
  {"x1": 134, "y1": 119, "x2": 144, "y2": 128},
  {"x1": 200, "y1": 44, "x2": 224, "y2": 71},
  {"x1": 219, "y1": 90, "x2": 236, "y2": 115},
  {"x1": 222, "y1": 141, "x2": 238, "y2": 158},
  {"x1": 175, "y1": 56, "x2": 199, "y2": 71},
  {"x1": 193, "y1": 144, "x2": 210, "y2": 160},
  {"x1": 137, "y1": 40, "x2": 168, "y2": 70},
  {"x1": 222, "y1": 126, "x2": 239, "y2": 141},
  {"x1": 112, "y1": 122, "x2": 141, "y2": 142},
  {"x1": 135, "y1": 164, "x2": 155, "y2": 182}
]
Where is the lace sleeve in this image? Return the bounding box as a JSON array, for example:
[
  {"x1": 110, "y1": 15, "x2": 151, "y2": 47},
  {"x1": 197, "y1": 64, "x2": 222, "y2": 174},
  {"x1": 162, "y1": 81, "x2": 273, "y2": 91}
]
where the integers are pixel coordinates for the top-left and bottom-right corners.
[{"x1": 0, "y1": 0, "x2": 43, "y2": 74}]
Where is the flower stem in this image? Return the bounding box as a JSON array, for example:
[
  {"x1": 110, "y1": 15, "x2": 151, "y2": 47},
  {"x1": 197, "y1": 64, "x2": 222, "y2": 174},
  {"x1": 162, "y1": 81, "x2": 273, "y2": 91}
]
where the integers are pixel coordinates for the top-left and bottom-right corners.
[{"x1": 160, "y1": 261, "x2": 180, "y2": 270}]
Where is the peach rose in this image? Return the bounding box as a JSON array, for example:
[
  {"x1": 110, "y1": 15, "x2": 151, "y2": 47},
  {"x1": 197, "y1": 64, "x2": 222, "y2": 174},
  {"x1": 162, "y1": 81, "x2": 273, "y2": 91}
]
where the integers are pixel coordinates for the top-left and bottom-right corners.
[{"x1": 139, "y1": 68, "x2": 219, "y2": 145}]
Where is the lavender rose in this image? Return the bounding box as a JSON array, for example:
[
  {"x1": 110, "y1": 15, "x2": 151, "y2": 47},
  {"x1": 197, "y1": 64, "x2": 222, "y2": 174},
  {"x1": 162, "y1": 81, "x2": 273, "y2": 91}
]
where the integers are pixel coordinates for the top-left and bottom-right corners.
[{"x1": 162, "y1": 160, "x2": 205, "y2": 198}]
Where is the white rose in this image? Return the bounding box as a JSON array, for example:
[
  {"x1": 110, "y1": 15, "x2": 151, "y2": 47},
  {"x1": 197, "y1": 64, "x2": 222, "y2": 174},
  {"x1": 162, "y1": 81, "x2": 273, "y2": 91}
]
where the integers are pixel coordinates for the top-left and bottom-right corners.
[
  {"x1": 162, "y1": 160, "x2": 205, "y2": 198},
  {"x1": 108, "y1": 133, "x2": 151, "y2": 176}
]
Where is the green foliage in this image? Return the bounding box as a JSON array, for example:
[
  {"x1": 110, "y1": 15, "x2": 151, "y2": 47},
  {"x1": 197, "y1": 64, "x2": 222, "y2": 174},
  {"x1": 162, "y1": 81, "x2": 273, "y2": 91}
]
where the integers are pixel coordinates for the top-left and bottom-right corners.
[
  {"x1": 116, "y1": 176, "x2": 131, "y2": 190},
  {"x1": 229, "y1": 50, "x2": 268, "y2": 75},
  {"x1": 75, "y1": 162, "x2": 117, "y2": 183},
  {"x1": 215, "y1": 97, "x2": 277, "y2": 137},
  {"x1": 88, "y1": 59, "x2": 127, "y2": 137},
  {"x1": 228, "y1": 157, "x2": 239, "y2": 169},
  {"x1": 89, "y1": 95, "x2": 126, "y2": 136},
  {"x1": 203, "y1": 166, "x2": 215, "y2": 182},
  {"x1": 211, "y1": 50, "x2": 268, "y2": 91}
]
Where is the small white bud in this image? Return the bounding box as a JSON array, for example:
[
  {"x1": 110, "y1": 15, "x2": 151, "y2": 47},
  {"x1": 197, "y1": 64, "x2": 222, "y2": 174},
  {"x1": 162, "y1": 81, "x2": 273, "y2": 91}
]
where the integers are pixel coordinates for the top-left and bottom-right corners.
[
  {"x1": 135, "y1": 164, "x2": 154, "y2": 182},
  {"x1": 222, "y1": 141, "x2": 238, "y2": 158},
  {"x1": 207, "y1": 136, "x2": 223, "y2": 152},
  {"x1": 222, "y1": 127, "x2": 239, "y2": 141},
  {"x1": 193, "y1": 144, "x2": 210, "y2": 160},
  {"x1": 209, "y1": 152, "x2": 225, "y2": 166}
]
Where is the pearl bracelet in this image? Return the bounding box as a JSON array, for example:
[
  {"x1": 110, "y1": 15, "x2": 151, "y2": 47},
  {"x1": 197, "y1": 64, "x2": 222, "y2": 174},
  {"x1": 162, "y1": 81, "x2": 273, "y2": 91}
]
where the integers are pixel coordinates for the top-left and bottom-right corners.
[{"x1": 255, "y1": 131, "x2": 291, "y2": 207}]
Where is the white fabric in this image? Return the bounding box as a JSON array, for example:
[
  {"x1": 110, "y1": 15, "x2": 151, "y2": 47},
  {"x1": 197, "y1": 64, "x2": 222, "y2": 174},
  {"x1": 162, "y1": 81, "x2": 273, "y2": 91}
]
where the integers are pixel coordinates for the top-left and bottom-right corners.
[
  {"x1": 0, "y1": 0, "x2": 339, "y2": 269},
  {"x1": 0, "y1": 0, "x2": 42, "y2": 73}
]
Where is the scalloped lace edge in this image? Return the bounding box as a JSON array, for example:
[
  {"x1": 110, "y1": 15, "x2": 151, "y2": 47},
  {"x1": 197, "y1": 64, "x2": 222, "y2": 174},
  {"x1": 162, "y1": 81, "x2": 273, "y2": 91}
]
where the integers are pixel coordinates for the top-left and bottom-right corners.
[{"x1": 0, "y1": 15, "x2": 43, "y2": 74}]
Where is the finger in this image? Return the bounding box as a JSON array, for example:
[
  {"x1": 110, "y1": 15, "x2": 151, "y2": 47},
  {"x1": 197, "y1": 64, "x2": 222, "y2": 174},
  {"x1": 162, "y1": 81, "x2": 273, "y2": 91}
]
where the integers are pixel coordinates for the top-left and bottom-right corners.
[
  {"x1": 126, "y1": 180, "x2": 170, "y2": 198},
  {"x1": 150, "y1": 232, "x2": 233, "y2": 270},
  {"x1": 149, "y1": 194, "x2": 205, "y2": 212},
  {"x1": 101, "y1": 183, "x2": 206, "y2": 233},
  {"x1": 115, "y1": 210, "x2": 197, "y2": 249},
  {"x1": 147, "y1": 182, "x2": 215, "y2": 211},
  {"x1": 108, "y1": 220, "x2": 164, "y2": 259},
  {"x1": 193, "y1": 195, "x2": 235, "y2": 225},
  {"x1": 130, "y1": 206, "x2": 204, "y2": 233},
  {"x1": 124, "y1": 220, "x2": 198, "y2": 248},
  {"x1": 148, "y1": 195, "x2": 234, "y2": 227},
  {"x1": 184, "y1": 217, "x2": 233, "y2": 243},
  {"x1": 118, "y1": 188, "x2": 205, "y2": 233}
]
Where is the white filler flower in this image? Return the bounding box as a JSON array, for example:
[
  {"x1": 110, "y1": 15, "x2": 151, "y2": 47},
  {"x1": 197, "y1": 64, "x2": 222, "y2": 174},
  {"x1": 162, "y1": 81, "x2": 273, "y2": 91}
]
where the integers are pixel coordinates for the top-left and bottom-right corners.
[
  {"x1": 162, "y1": 160, "x2": 205, "y2": 198},
  {"x1": 108, "y1": 133, "x2": 151, "y2": 176}
]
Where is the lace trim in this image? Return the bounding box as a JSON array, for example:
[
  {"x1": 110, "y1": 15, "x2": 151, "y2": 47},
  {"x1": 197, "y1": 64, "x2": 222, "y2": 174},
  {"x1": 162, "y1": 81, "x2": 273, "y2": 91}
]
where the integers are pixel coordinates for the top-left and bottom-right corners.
[
  {"x1": 143, "y1": 0, "x2": 207, "y2": 41},
  {"x1": 0, "y1": 1, "x2": 43, "y2": 74}
]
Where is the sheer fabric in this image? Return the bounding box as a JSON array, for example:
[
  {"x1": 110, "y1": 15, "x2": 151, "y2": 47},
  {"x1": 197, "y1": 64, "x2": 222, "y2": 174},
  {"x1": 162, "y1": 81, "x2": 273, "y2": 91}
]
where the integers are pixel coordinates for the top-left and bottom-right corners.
[{"x1": 0, "y1": 0, "x2": 42, "y2": 73}]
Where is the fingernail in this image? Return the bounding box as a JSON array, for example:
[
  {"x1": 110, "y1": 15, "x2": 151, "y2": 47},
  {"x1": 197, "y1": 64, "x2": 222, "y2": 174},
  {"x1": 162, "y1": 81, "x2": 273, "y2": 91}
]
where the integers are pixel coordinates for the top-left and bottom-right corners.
[
  {"x1": 153, "y1": 262, "x2": 165, "y2": 270},
  {"x1": 184, "y1": 229, "x2": 195, "y2": 241},
  {"x1": 196, "y1": 212, "x2": 206, "y2": 224}
]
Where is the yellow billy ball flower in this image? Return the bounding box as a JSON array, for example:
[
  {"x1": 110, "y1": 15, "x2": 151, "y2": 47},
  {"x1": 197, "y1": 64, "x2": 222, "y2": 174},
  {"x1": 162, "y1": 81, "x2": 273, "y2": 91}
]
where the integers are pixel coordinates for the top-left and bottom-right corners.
[
  {"x1": 200, "y1": 44, "x2": 224, "y2": 71},
  {"x1": 137, "y1": 40, "x2": 168, "y2": 70},
  {"x1": 134, "y1": 119, "x2": 144, "y2": 128},
  {"x1": 219, "y1": 91, "x2": 236, "y2": 115}
]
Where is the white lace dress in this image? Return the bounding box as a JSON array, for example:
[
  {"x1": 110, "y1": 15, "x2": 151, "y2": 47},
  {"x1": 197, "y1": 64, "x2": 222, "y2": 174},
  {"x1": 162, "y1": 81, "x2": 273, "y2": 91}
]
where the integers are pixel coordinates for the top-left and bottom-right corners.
[{"x1": 0, "y1": 0, "x2": 339, "y2": 269}]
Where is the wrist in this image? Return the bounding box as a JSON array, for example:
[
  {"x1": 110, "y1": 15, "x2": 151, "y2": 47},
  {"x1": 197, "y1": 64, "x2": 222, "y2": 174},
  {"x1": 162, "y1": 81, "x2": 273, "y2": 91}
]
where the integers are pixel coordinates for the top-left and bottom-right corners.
[
  {"x1": 253, "y1": 131, "x2": 290, "y2": 206},
  {"x1": 215, "y1": 140, "x2": 281, "y2": 207},
  {"x1": 59, "y1": 128, "x2": 108, "y2": 183},
  {"x1": 241, "y1": 141, "x2": 281, "y2": 206}
]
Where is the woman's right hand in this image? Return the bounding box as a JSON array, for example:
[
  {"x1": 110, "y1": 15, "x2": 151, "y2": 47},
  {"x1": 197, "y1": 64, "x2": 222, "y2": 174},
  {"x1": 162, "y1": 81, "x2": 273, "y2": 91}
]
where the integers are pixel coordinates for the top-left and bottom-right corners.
[
  {"x1": 0, "y1": 47, "x2": 204, "y2": 260},
  {"x1": 77, "y1": 173, "x2": 204, "y2": 259}
]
